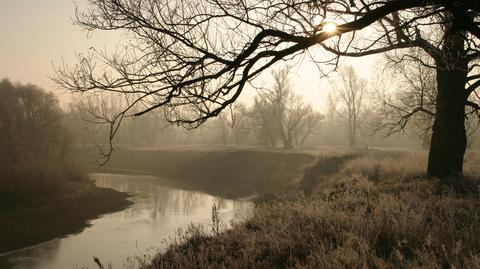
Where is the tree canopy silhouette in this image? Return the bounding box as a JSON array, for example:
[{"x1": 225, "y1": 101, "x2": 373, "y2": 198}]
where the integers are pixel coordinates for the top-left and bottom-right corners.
[{"x1": 54, "y1": 0, "x2": 480, "y2": 177}]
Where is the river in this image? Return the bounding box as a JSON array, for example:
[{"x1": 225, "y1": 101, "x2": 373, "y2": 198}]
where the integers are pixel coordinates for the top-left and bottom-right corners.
[{"x1": 0, "y1": 173, "x2": 253, "y2": 269}]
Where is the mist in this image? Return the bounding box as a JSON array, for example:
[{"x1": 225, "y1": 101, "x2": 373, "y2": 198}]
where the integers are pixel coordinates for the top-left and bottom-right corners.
[{"x1": 1, "y1": 1, "x2": 480, "y2": 269}]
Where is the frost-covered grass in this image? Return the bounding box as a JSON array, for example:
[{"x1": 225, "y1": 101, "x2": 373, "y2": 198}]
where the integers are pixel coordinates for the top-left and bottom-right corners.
[{"x1": 145, "y1": 151, "x2": 480, "y2": 269}]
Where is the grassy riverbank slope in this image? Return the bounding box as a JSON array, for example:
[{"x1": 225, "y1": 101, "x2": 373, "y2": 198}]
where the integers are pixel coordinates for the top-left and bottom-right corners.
[
  {"x1": 71, "y1": 146, "x2": 316, "y2": 199},
  {"x1": 146, "y1": 151, "x2": 480, "y2": 269}
]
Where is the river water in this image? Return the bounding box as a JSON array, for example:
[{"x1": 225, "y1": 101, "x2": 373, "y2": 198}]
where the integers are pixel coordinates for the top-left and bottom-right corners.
[{"x1": 0, "y1": 173, "x2": 253, "y2": 269}]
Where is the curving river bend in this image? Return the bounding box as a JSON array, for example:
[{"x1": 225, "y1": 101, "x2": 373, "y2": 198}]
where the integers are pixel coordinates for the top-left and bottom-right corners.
[{"x1": 0, "y1": 173, "x2": 253, "y2": 269}]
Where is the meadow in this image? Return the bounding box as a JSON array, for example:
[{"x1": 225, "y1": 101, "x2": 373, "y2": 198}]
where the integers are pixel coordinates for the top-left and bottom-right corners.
[{"x1": 144, "y1": 150, "x2": 480, "y2": 269}]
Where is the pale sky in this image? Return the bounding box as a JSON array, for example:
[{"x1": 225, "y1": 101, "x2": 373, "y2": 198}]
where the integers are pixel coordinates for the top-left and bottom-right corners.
[
  {"x1": 0, "y1": 0, "x2": 120, "y2": 101},
  {"x1": 0, "y1": 0, "x2": 380, "y2": 110}
]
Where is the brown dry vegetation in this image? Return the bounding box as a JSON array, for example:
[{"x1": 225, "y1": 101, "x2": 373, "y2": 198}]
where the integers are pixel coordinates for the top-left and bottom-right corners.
[{"x1": 146, "y1": 151, "x2": 480, "y2": 269}]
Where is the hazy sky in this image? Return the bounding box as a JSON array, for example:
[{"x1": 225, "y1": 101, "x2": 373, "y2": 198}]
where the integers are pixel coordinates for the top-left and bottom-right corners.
[
  {"x1": 0, "y1": 0, "x2": 119, "y2": 101},
  {"x1": 0, "y1": 0, "x2": 379, "y2": 109}
]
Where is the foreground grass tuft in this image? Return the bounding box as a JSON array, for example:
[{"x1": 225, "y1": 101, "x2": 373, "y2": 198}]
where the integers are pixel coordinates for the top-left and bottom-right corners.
[{"x1": 146, "y1": 152, "x2": 480, "y2": 269}]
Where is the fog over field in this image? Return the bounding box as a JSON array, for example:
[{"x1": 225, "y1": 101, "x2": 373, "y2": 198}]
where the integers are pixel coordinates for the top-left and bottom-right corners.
[{"x1": 1, "y1": 1, "x2": 480, "y2": 268}]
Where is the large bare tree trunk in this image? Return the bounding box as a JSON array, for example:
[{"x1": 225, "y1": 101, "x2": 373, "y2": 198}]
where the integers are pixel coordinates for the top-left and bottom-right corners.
[
  {"x1": 427, "y1": 67, "x2": 467, "y2": 177},
  {"x1": 427, "y1": 22, "x2": 467, "y2": 178}
]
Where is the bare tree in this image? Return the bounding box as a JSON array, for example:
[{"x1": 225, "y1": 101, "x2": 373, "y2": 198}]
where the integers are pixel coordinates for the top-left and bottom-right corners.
[
  {"x1": 334, "y1": 66, "x2": 366, "y2": 147},
  {"x1": 281, "y1": 93, "x2": 323, "y2": 148},
  {"x1": 213, "y1": 103, "x2": 252, "y2": 146},
  {"x1": 54, "y1": 0, "x2": 480, "y2": 177},
  {"x1": 270, "y1": 67, "x2": 292, "y2": 148},
  {"x1": 322, "y1": 91, "x2": 342, "y2": 145},
  {"x1": 216, "y1": 111, "x2": 230, "y2": 146},
  {"x1": 0, "y1": 79, "x2": 71, "y2": 162},
  {"x1": 293, "y1": 106, "x2": 323, "y2": 147},
  {"x1": 251, "y1": 96, "x2": 281, "y2": 147},
  {"x1": 228, "y1": 103, "x2": 252, "y2": 146},
  {"x1": 326, "y1": 92, "x2": 339, "y2": 124},
  {"x1": 373, "y1": 51, "x2": 437, "y2": 145},
  {"x1": 374, "y1": 50, "x2": 480, "y2": 147},
  {"x1": 282, "y1": 94, "x2": 305, "y2": 149},
  {"x1": 252, "y1": 67, "x2": 322, "y2": 149}
]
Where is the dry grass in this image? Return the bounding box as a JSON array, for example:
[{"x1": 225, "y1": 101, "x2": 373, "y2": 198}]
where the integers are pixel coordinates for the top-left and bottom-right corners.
[
  {"x1": 143, "y1": 151, "x2": 480, "y2": 269},
  {"x1": 465, "y1": 151, "x2": 480, "y2": 179},
  {"x1": 339, "y1": 152, "x2": 426, "y2": 181}
]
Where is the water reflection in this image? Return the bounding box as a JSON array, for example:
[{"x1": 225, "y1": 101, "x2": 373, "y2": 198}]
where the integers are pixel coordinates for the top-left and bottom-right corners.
[{"x1": 0, "y1": 173, "x2": 252, "y2": 269}]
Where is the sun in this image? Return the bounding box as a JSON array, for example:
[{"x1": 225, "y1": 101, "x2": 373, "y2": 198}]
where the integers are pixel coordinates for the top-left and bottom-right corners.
[{"x1": 322, "y1": 22, "x2": 337, "y2": 33}]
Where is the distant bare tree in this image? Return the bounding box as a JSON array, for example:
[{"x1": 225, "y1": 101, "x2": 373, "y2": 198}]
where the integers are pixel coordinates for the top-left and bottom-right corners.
[
  {"x1": 281, "y1": 94, "x2": 304, "y2": 149},
  {"x1": 251, "y1": 97, "x2": 280, "y2": 147},
  {"x1": 228, "y1": 103, "x2": 251, "y2": 146},
  {"x1": 295, "y1": 107, "x2": 323, "y2": 147},
  {"x1": 335, "y1": 66, "x2": 366, "y2": 147},
  {"x1": 270, "y1": 67, "x2": 292, "y2": 148},
  {"x1": 326, "y1": 92, "x2": 339, "y2": 124},
  {"x1": 252, "y1": 67, "x2": 322, "y2": 149},
  {"x1": 321, "y1": 92, "x2": 341, "y2": 145},
  {"x1": 65, "y1": 99, "x2": 95, "y2": 147},
  {"x1": 281, "y1": 94, "x2": 323, "y2": 148},
  {"x1": 216, "y1": 112, "x2": 230, "y2": 146}
]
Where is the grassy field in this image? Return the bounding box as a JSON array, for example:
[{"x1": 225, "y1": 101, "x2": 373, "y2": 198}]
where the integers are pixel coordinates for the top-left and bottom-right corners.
[{"x1": 143, "y1": 150, "x2": 480, "y2": 269}]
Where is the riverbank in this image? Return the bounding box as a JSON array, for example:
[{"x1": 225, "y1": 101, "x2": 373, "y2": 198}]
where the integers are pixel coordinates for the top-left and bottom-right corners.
[
  {"x1": 70, "y1": 146, "x2": 316, "y2": 199},
  {"x1": 1, "y1": 147, "x2": 316, "y2": 257},
  {"x1": 0, "y1": 181, "x2": 132, "y2": 254},
  {"x1": 146, "y1": 151, "x2": 480, "y2": 269}
]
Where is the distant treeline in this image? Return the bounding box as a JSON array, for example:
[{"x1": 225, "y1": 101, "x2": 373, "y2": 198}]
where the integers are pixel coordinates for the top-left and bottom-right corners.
[{"x1": 63, "y1": 67, "x2": 448, "y2": 150}]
